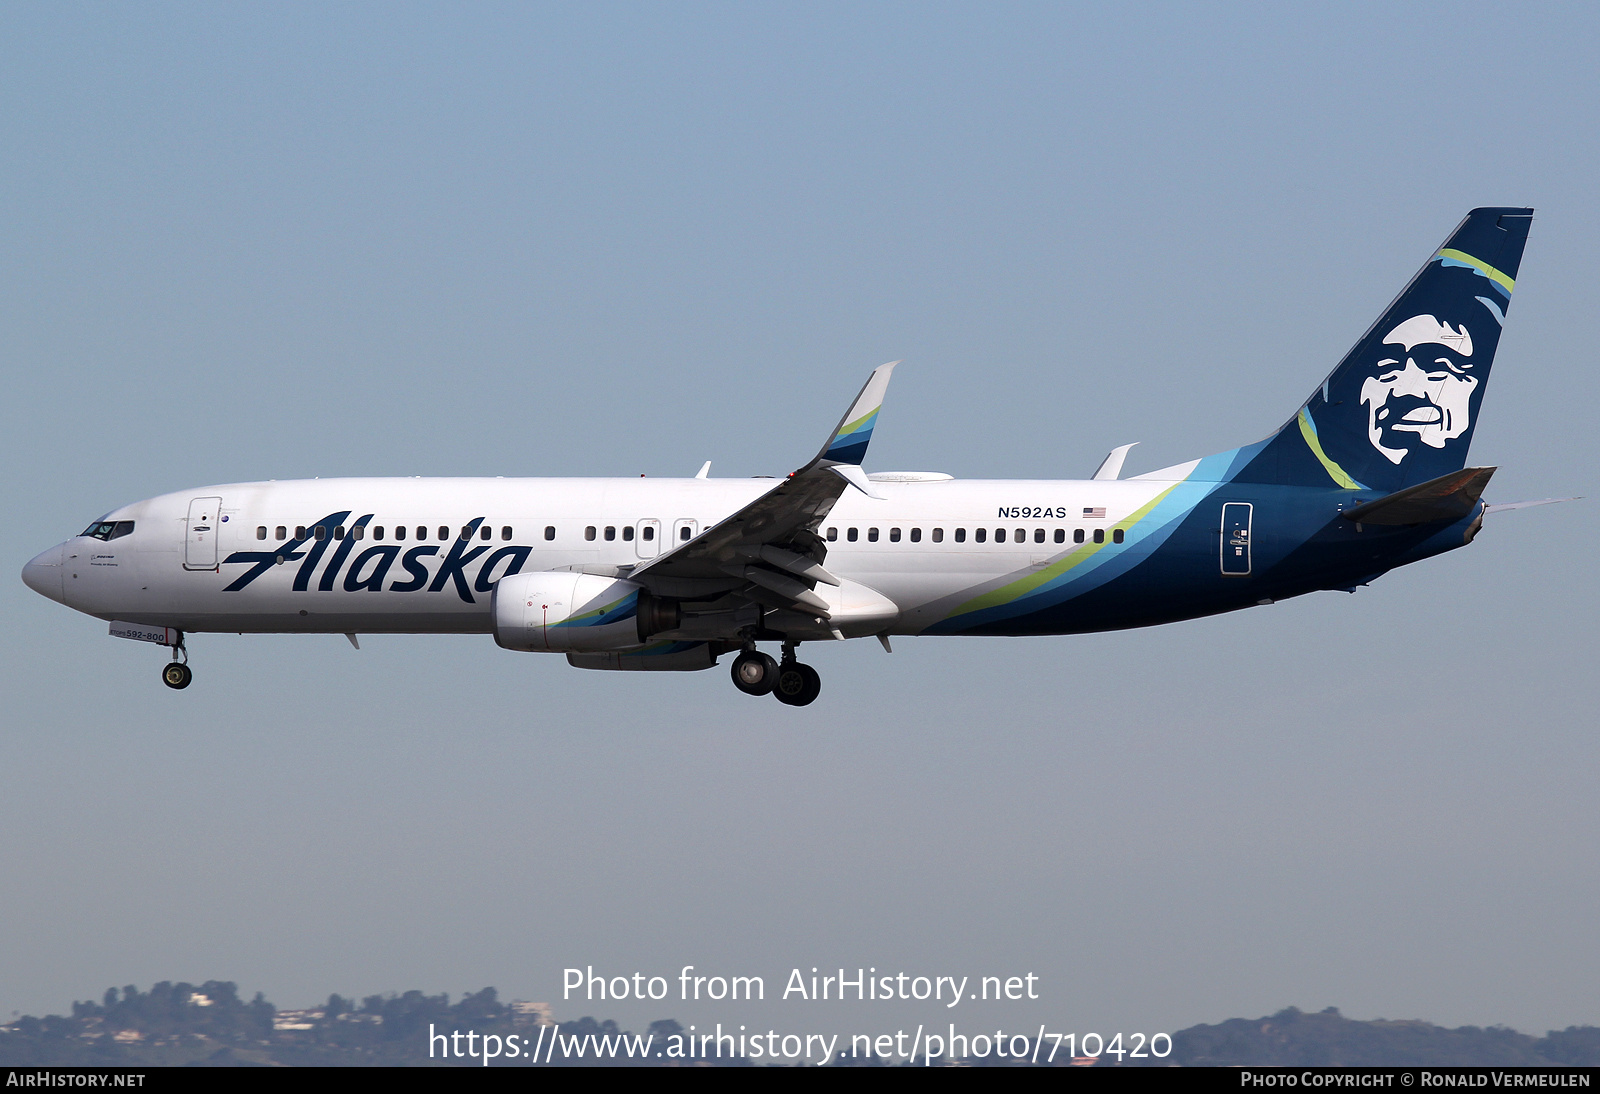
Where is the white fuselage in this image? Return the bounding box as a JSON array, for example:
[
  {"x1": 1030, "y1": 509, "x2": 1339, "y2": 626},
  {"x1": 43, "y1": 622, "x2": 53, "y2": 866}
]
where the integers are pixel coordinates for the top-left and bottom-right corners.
[{"x1": 30, "y1": 473, "x2": 1186, "y2": 638}]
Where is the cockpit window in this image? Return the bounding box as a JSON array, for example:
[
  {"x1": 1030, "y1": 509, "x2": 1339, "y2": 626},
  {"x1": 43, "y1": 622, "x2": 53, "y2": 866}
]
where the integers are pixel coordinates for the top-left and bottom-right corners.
[{"x1": 81, "y1": 521, "x2": 134, "y2": 541}]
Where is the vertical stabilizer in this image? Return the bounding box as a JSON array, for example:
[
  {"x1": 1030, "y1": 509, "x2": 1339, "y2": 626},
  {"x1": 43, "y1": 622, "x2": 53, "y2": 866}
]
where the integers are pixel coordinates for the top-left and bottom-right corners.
[{"x1": 1233, "y1": 208, "x2": 1532, "y2": 493}]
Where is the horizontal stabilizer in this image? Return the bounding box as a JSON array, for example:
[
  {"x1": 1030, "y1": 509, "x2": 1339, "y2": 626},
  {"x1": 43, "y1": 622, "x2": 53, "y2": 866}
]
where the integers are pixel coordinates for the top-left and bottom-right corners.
[
  {"x1": 1484, "y1": 497, "x2": 1581, "y2": 515},
  {"x1": 1342, "y1": 466, "x2": 1496, "y2": 525}
]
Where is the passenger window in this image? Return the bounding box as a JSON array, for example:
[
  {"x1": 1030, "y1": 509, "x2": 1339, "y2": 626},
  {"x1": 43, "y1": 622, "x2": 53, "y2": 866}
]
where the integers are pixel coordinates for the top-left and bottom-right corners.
[
  {"x1": 680, "y1": 526, "x2": 691, "y2": 541},
  {"x1": 1034, "y1": 528, "x2": 1045, "y2": 543},
  {"x1": 353, "y1": 525, "x2": 364, "y2": 540},
  {"x1": 1113, "y1": 528, "x2": 1125, "y2": 544},
  {"x1": 955, "y1": 528, "x2": 966, "y2": 543},
  {"x1": 480, "y1": 525, "x2": 491, "y2": 540},
  {"x1": 622, "y1": 526, "x2": 634, "y2": 541},
  {"x1": 256, "y1": 526, "x2": 267, "y2": 540},
  {"x1": 416, "y1": 526, "x2": 426, "y2": 540},
  {"x1": 974, "y1": 528, "x2": 986, "y2": 543},
  {"x1": 372, "y1": 527, "x2": 383, "y2": 541},
  {"x1": 910, "y1": 528, "x2": 921, "y2": 543},
  {"x1": 438, "y1": 526, "x2": 449, "y2": 541},
  {"x1": 826, "y1": 527, "x2": 838, "y2": 541},
  {"x1": 296, "y1": 526, "x2": 307, "y2": 539},
  {"x1": 847, "y1": 528, "x2": 859, "y2": 542},
  {"x1": 1054, "y1": 528, "x2": 1064, "y2": 543},
  {"x1": 889, "y1": 528, "x2": 901, "y2": 542},
  {"x1": 334, "y1": 526, "x2": 346, "y2": 540},
  {"x1": 604, "y1": 526, "x2": 616, "y2": 541},
  {"x1": 867, "y1": 528, "x2": 879, "y2": 542},
  {"x1": 502, "y1": 526, "x2": 512, "y2": 540},
  {"x1": 995, "y1": 528, "x2": 1005, "y2": 543},
  {"x1": 585, "y1": 526, "x2": 596, "y2": 541},
  {"x1": 1016, "y1": 528, "x2": 1025, "y2": 542},
  {"x1": 932, "y1": 528, "x2": 944, "y2": 543},
  {"x1": 642, "y1": 526, "x2": 654, "y2": 541},
  {"x1": 315, "y1": 526, "x2": 327, "y2": 541},
  {"x1": 545, "y1": 526, "x2": 556, "y2": 541},
  {"x1": 1074, "y1": 528, "x2": 1085, "y2": 543},
  {"x1": 1094, "y1": 528, "x2": 1105, "y2": 544},
  {"x1": 276, "y1": 526, "x2": 287, "y2": 541},
  {"x1": 394, "y1": 526, "x2": 406, "y2": 541}
]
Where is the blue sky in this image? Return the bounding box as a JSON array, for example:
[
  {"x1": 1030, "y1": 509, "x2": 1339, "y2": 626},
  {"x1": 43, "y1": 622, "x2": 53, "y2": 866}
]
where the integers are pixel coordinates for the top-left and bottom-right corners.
[{"x1": 3, "y1": 3, "x2": 1597, "y2": 1039}]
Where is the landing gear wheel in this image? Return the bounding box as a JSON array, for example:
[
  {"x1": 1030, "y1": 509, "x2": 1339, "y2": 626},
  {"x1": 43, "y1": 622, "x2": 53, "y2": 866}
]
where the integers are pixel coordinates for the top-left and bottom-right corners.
[
  {"x1": 773, "y1": 662, "x2": 821, "y2": 706},
  {"x1": 731, "y1": 651, "x2": 779, "y2": 696},
  {"x1": 162, "y1": 662, "x2": 192, "y2": 690}
]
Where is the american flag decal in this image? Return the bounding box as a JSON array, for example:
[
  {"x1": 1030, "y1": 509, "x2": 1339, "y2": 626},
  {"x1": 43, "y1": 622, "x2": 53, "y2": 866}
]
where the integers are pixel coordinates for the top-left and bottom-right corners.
[{"x1": 1083, "y1": 507, "x2": 1106, "y2": 518}]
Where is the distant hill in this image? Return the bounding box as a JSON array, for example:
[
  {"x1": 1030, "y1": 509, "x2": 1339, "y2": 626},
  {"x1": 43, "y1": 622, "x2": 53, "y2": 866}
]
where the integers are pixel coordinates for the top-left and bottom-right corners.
[
  {"x1": 1151, "y1": 1006, "x2": 1600, "y2": 1067},
  {"x1": 3, "y1": 985, "x2": 1597, "y2": 1067}
]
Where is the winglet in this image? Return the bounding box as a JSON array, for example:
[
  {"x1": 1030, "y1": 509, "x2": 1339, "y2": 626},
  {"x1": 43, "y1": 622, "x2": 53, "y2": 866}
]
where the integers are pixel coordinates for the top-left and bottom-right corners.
[
  {"x1": 815, "y1": 362, "x2": 898, "y2": 467},
  {"x1": 1092, "y1": 442, "x2": 1139, "y2": 481}
]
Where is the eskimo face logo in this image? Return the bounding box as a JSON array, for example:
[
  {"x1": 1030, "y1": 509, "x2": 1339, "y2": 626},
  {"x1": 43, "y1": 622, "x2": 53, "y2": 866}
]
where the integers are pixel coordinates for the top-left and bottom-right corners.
[{"x1": 1360, "y1": 314, "x2": 1479, "y2": 465}]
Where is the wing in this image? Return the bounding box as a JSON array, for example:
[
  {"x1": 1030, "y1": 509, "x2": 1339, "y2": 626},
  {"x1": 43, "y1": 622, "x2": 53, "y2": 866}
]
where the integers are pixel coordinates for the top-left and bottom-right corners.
[{"x1": 628, "y1": 362, "x2": 897, "y2": 619}]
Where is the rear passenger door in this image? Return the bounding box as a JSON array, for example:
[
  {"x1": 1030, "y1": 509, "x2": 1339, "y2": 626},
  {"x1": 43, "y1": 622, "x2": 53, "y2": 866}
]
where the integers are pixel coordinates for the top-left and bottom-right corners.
[{"x1": 1220, "y1": 502, "x2": 1252, "y2": 575}]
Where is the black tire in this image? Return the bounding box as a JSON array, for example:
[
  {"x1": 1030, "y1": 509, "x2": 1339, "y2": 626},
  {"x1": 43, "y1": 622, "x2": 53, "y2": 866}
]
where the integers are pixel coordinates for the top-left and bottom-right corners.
[
  {"x1": 730, "y1": 651, "x2": 778, "y2": 696},
  {"x1": 773, "y1": 662, "x2": 821, "y2": 706},
  {"x1": 162, "y1": 662, "x2": 192, "y2": 690}
]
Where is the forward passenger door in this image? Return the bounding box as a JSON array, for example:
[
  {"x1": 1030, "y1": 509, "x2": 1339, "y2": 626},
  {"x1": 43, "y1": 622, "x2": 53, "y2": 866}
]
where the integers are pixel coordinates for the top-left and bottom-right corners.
[{"x1": 185, "y1": 496, "x2": 223, "y2": 570}]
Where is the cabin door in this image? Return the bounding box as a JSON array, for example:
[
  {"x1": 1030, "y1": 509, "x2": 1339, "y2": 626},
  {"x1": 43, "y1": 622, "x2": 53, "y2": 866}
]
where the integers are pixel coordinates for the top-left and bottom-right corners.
[
  {"x1": 185, "y1": 496, "x2": 223, "y2": 570},
  {"x1": 1220, "y1": 502, "x2": 1252, "y2": 576}
]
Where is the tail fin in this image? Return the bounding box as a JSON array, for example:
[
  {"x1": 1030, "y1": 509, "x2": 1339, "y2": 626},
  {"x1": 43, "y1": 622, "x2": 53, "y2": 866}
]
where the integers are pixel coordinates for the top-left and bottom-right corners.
[{"x1": 1235, "y1": 208, "x2": 1533, "y2": 493}]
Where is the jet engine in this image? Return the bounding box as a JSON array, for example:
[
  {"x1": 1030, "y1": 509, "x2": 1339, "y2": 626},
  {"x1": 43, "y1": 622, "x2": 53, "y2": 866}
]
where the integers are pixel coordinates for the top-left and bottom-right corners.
[{"x1": 491, "y1": 571, "x2": 649, "y2": 653}]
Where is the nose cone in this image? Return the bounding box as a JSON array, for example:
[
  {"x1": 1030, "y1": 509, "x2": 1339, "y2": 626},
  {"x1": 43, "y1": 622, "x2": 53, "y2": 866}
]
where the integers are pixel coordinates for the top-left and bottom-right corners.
[{"x1": 22, "y1": 544, "x2": 66, "y2": 605}]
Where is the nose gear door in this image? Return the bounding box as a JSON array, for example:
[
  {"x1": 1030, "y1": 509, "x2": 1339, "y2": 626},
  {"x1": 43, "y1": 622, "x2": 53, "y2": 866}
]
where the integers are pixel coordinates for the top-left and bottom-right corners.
[
  {"x1": 185, "y1": 496, "x2": 223, "y2": 570},
  {"x1": 1220, "y1": 502, "x2": 1252, "y2": 576}
]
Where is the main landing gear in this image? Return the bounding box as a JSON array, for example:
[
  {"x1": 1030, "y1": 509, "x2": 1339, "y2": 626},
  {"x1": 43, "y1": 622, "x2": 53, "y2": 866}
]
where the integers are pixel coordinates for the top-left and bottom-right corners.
[
  {"x1": 161, "y1": 633, "x2": 191, "y2": 690},
  {"x1": 731, "y1": 650, "x2": 779, "y2": 695},
  {"x1": 729, "y1": 644, "x2": 821, "y2": 706}
]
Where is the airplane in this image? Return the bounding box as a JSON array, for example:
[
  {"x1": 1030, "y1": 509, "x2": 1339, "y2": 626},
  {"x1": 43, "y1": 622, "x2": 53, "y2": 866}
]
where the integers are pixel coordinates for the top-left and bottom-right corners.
[{"x1": 22, "y1": 207, "x2": 1565, "y2": 706}]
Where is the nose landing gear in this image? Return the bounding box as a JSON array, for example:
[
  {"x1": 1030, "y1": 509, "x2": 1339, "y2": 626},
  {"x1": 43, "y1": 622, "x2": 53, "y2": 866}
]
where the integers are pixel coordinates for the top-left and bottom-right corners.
[{"x1": 161, "y1": 632, "x2": 191, "y2": 690}]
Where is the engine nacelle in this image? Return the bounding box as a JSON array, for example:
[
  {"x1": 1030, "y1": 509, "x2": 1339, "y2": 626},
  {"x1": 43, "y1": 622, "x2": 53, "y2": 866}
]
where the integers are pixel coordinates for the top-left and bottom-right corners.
[{"x1": 492, "y1": 571, "x2": 647, "y2": 653}]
